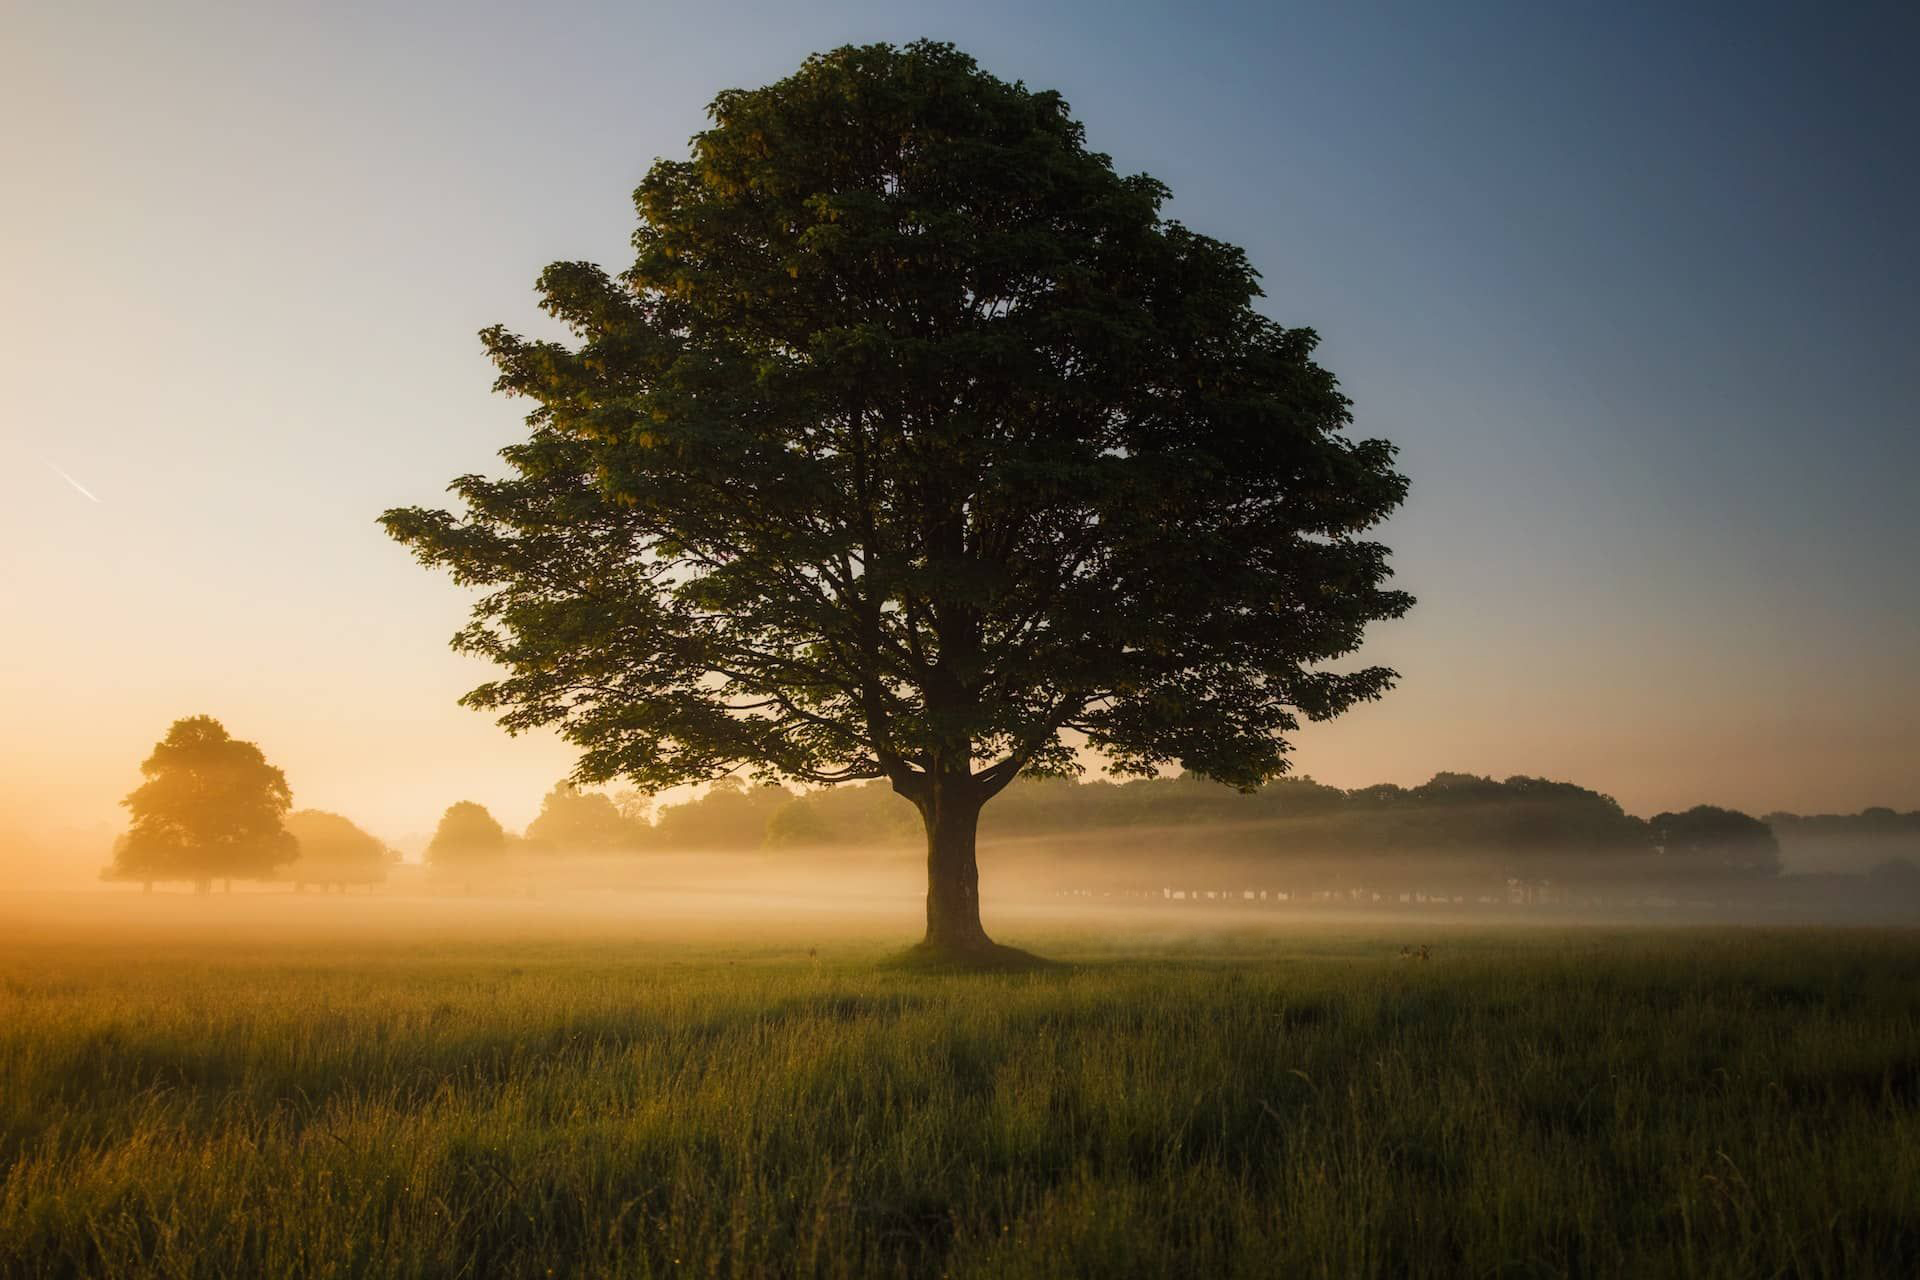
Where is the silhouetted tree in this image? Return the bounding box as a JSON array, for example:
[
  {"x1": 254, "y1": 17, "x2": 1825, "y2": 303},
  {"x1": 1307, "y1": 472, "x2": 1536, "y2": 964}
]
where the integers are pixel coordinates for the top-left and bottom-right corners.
[
  {"x1": 1347, "y1": 783, "x2": 1409, "y2": 807},
  {"x1": 525, "y1": 782, "x2": 646, "y2": 852},
  {"x1": 1652, "y1": 805, "x2": 1782, "y2": 878},
  {"x1": 108, "y1": 716, "x2": 296, "y2": 893},
  {"x1": 284, "y1": 810, "x2": 392, "y2": 890},
  {"x1": 381, "y1": 42, "x2": 1410, "y2": 959},
  {"x1": 426, "y1": 801, "x2": 508, "y2": 873}
]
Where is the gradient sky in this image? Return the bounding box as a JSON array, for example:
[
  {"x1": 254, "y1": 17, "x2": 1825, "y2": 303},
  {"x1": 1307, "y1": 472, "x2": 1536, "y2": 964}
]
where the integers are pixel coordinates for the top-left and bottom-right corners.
[{"x1": 3, "y1": 0, "x2": 1915, "y2": 849}]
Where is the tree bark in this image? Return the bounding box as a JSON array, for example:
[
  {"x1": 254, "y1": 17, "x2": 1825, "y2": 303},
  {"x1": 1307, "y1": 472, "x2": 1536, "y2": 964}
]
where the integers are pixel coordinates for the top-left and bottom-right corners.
[{"x1": 917, "y1": 774, "x2": 992, "y2": 952}]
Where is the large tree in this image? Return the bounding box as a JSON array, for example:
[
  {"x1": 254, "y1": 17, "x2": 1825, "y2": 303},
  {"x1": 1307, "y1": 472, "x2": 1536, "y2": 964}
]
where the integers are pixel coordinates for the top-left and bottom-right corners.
[
  {"x1": 383, "y1": 41, "x2": 1411, "y2": 959},
  {"x1": 109, "y1": 716, "x2": 296, "y2": 892}
]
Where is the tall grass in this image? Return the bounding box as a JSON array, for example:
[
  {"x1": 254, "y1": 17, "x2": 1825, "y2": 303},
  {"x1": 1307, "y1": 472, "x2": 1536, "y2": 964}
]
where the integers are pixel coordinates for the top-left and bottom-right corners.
[{"x1": 2, "y1": 924, "x2": 1916, "y2": 1277}]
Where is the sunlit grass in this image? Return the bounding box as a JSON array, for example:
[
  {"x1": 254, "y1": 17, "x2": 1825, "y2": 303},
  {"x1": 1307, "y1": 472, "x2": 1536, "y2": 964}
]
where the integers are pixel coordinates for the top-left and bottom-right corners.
[{"x1": 2, "y1": 921, "x2": 1916, "y2": 1277}]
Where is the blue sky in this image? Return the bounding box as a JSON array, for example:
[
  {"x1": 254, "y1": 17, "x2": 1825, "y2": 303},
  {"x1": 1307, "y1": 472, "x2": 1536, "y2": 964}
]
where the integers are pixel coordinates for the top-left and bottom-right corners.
[{"x1": 2, "y1": 0, "x2": 1914, "y2": 840}]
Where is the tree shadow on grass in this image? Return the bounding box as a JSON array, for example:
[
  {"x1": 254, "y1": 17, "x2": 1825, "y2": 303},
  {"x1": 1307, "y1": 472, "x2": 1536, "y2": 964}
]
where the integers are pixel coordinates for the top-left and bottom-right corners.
[{"x1": 881, "y1": 939, "x2": 1068, "y2": 975}]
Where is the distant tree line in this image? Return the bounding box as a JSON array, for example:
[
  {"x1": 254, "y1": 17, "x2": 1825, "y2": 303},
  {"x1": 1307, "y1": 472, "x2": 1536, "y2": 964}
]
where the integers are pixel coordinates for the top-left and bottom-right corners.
[
  {"x1": 426, "y1": 770, "x2": 1920, "y2": 886},
  {"x1": 105, "y1": 715, "x2": 1913, "y2": 893},
  {"x1": 1763, "y1": 807, "x2": 1920, "y2": 877}
]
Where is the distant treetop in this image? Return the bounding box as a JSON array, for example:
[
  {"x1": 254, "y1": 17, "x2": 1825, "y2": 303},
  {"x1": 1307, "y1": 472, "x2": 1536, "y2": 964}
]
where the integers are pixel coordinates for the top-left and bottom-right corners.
[
  {"x1": 285, "y1": 809, "x2": 393, "y2": 886},
  {"x1": 524, "y1": 782, "x2": 647, "y2": 852},
  {"x1": 426, "y1": 801, "x2": 508, "y2": 865}
]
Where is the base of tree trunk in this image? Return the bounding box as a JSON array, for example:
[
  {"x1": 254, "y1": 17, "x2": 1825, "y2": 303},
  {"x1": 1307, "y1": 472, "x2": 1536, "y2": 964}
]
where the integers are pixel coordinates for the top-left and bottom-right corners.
[{"x1": 886, "y1": 937, "x2": 1059, "y2": 974}]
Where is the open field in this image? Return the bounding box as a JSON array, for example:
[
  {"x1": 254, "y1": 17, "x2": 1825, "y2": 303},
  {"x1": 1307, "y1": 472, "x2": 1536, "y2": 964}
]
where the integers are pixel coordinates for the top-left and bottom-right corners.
[{"x1": 1, "y1": 896, "x2": 1916, "y2": 1278}]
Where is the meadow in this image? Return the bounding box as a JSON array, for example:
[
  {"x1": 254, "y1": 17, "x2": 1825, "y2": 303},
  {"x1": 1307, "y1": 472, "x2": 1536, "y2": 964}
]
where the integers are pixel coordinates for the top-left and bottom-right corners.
[{"x1": 1, "y1": 896, "x2": 1916, "y2": 1278}]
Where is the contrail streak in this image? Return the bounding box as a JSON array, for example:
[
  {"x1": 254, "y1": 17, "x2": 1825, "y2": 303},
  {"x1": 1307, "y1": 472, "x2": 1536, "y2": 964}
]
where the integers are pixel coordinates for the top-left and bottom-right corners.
[{"x1": 46, "y1": 460, "x2": 101, "y2": 503}]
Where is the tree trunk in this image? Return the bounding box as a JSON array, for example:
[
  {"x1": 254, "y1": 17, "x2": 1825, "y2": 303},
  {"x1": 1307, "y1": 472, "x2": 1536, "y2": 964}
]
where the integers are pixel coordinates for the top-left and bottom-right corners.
[
  {"x1": 919, "y1": 775, "x2": 992, "y2": 952},
  {"x1": 195, "y1": 878, "x2": 210, "y2": 896}
]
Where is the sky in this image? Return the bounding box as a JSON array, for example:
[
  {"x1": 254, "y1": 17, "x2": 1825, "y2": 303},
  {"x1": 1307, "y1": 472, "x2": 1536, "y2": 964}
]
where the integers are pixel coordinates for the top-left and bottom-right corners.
[{"x1": 2, "y1": 0, "x2": 1915, "y2": 851}]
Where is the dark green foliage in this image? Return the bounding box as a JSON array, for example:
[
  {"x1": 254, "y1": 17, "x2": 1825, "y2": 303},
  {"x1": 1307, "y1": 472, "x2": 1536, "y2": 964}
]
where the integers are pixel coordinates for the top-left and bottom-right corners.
[
  {"x1": 1293, "y1": 772, "x2": 1654, "y2": 860},
  {"x1": 753, "y1": 770, "x2": 1652, "y2": 858},
  {"x1": 380, "y1": 42, "x2": 1409, "y2": 944},
  {"x1": 1653, "y1": 805, "x2": 1783, "y2": 878},
  {"x1": 106, "y1": 716, "x2": 295, "y2": 888},
  {"x1": 426, "y1": 801, "x2": 508, "y2": 867},
  {"x1": 628, "y1": 772, "x2": 1815, "y2": 891}
]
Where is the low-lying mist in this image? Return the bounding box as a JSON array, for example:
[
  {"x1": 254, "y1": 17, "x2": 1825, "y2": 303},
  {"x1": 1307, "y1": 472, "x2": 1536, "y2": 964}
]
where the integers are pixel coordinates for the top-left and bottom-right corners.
[
  {"x1": 8, "y1": 831, "x2": 1917, "y2": 959},
  {"x1": 11, "y1": 767, "x2": 1918, "y2": 944}
]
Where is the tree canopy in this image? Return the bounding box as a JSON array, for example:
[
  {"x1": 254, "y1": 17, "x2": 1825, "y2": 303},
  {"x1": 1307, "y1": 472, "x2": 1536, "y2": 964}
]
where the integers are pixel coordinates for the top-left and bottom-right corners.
[
  {"x1": 524, "y1": 782, "x2": 647, "y2": 852},
  {"x1": 652, "y1": 776, "x2": 796, "y2": 850},
  {"x1": 426, "y1": 801, "x2": 509, "y2": 867},
  {"x1": 109, "y1": 716, "x2": 296, "y2": 889},
  {"x1": 1651, "y1": 805, "x2": 1782, "y2": 879},
  {"x1": 382, "y1": 41, "x2": 1410, "y2": 954},
  {"x1": 743, "y1": 771, "x2": 1654, "y2": 862},
  {"x1": 284, "y1": 809, "x2": 393, "y2": 886}
]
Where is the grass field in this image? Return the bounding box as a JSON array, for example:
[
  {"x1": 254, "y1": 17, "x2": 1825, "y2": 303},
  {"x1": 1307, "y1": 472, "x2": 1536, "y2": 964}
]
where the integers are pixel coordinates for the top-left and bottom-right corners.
[{"x1": 2, "y1": 900, "x2": 1917, "y2": 1277}]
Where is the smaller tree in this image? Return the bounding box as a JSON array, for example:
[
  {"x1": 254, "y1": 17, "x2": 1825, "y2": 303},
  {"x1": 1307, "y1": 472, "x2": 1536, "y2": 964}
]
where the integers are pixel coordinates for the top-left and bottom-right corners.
[
  {"x1": 427, "y1": 801, "x2": 509, "y2": 873},
  {"x1": 524, "y1": 782, "x2": 646, "y2": 852},
  {"x1": 285, "y1": 810, "x2": 393, "y2": 890},
  {"x1": 109, "y1": 716, "x2": 296, "y2": 892},
  {"x1": 1651, "y1": 805, "x2": 1781, "y2": 879},
  {"x1": 764, "y1": 797, "x2": 837, "y2": 848}
]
